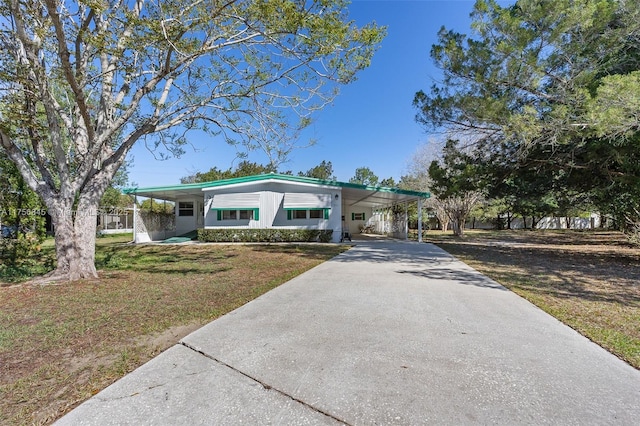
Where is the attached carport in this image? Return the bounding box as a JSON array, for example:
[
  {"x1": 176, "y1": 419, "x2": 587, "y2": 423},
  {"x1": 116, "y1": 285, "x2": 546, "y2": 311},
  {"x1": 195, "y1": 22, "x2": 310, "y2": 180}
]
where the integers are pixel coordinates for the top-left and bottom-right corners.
[
  {"x1": 123, "y1": 181, "x2": 214, "y2": 242},
  {"x1": 124, "y1": 182, "x2": 212, "y2": 202},
  {"x1": 338, "y1": 184, "x2": 430, "y2": 242}
]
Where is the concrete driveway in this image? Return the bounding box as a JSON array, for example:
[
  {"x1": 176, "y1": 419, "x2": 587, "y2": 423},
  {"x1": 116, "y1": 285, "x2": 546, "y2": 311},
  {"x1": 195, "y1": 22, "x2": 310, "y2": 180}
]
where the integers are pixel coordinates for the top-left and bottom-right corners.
[{"x1": 56, "y1": 240, "x2": 640, "y2": 425}]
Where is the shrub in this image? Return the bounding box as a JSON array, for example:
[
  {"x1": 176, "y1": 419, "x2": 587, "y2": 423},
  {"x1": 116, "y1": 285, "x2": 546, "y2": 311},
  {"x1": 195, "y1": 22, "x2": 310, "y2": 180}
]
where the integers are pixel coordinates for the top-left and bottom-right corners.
[
  {"x1": 0, "y1": 233, "x2": 53, "y2": 282},
  {"x1": 197, "y1": 228, "x2": 333, "y2": 243}
]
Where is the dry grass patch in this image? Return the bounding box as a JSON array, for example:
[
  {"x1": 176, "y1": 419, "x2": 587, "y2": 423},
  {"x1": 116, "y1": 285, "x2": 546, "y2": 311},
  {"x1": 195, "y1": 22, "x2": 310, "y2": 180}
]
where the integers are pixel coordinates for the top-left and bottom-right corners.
[
  {"x1": 428, "y1": 230, "x2": 640, "y2": 369},
  {"x1": 0, "y1": 238, "x2": 347, "y2": 425}
]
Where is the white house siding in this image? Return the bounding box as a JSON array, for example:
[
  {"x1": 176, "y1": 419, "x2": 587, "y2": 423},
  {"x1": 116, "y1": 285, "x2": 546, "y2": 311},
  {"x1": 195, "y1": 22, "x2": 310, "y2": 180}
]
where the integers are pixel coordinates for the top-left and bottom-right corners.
[
  {"x1": 174, "y1": 197, "x2": 200, "y2": 236},
  {"x1": 259, "y1": 191, "x2": 284, "y2": 228},
  {"x1": 203, "y1": 181, "x2": 343, "y2": 242},
  {"x1": 342, "y1": 204, "x2": 374, "y2": 235}
]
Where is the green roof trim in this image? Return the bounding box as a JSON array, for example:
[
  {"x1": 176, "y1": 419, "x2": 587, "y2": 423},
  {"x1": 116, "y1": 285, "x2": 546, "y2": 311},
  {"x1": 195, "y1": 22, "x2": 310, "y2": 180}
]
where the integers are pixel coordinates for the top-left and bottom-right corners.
[{"x1": 123, "y1": 173, "x2": 430, "y2": 198}]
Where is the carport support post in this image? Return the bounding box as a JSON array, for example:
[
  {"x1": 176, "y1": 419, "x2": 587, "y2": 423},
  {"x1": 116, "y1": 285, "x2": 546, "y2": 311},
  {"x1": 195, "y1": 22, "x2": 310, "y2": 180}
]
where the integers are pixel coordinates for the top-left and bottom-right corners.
[
  {"x1": 418, "y1": 198, "x2": 423, "y2": 243},
  {"x1": 132, "y1": 196, "x2": 137, "y2": 243},
  {"x1": 404, "y1": 201, "x2": 409, "y2": 240}
]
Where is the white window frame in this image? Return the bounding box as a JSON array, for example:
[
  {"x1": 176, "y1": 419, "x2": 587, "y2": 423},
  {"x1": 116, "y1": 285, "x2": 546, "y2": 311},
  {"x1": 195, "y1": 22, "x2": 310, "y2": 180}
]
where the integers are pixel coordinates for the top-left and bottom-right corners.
[
  {"x1": 222, "y1": 209, "x2": 237, "y2": 220},
  {"x1": 178, "y1": 201, "x2": 194, "y2": 217},
  {"x1": 239, "y1": 209, "x2": 254, "y2": 220},
  {"x1": 309, "y1": 209, "x2": 324, "y2": 219},
  {"x1": 287, "y1": 208, "x2": 329, "y2": 220},
  {"x1": 216, "y1": 208, "x2": 258, "y2": 221}
]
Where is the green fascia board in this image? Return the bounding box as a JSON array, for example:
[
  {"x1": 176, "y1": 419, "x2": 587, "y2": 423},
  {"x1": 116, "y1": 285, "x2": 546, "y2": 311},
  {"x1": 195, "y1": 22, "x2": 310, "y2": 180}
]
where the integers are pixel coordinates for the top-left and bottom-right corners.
[
  {"x1": 122, "y1": 180, "x2": 221, "y2": 194},
  {"x1": 123, "y1": 173, "x2": 430, "y2": 198}
]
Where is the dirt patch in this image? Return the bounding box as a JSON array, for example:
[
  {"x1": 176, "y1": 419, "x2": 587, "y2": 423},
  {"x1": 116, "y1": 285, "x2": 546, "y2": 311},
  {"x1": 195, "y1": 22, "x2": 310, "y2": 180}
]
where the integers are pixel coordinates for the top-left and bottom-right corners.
[{"x1": 133, "y1": 322, "x2": 203, "y2": 352}]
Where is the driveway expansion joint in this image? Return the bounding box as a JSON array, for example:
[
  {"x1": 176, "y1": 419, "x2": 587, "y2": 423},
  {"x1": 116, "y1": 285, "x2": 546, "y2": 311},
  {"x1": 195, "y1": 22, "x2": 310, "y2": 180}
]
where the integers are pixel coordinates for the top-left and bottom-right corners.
[{"x1": 179, "y1": 341, "x2": 351, "y2": 425}]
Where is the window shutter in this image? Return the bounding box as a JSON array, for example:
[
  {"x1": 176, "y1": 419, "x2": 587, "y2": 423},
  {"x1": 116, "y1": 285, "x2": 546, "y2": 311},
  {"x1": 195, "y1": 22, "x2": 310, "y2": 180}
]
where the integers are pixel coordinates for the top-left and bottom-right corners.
[
  {"x1": 217, "y1": 210, "x2": 222, "y2": 221},
  {"x1": 351, "y1": 212, "x2": 355, "y2": 220},
  {"x1": 287, "y1": 210, "x2": 292, "y2": 220}
]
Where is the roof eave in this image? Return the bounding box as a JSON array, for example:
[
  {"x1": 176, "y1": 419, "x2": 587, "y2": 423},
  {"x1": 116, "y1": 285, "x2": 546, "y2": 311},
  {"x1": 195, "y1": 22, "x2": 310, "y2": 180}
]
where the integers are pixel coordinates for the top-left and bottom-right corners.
[{"x1": 123, "y1": 173, "x2": 430, "y2": 199}]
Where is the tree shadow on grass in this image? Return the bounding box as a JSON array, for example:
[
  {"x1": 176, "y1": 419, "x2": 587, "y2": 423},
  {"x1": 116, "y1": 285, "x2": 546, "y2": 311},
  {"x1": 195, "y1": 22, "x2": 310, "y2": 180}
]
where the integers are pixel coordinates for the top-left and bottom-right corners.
[
  {"x1": 430, "y1": 230, "x2": 637, "y2": 248},
  {"x1": 96, "y1": 244, "x2": 241, "y2": 269},
  {"x1": 132, "y1": 266, "x2": 234, "y2": 275},
  {"x1": 248, "y1": 244, "x2": 347, "y2": 260},
  {"x1": 95, "y1": 243, "x2": 343, "y2": 276}
]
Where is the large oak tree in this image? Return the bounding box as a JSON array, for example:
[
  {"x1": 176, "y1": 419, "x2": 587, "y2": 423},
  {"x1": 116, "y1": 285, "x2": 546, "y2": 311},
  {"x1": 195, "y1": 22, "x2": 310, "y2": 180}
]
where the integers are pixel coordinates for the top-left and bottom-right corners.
[{"x1": 0, "y1": 0, "x2": 384, "y2": 281}]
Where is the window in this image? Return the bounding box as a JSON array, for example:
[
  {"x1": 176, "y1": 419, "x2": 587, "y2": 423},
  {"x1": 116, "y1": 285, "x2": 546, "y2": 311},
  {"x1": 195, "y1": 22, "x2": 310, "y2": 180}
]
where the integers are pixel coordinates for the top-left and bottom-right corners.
[
  {"x1": 178, "y1": 201, "x2": 194, "y2": 217},
  {"x1": 287, "y1": 209, "x2": 329, "y2": 220},
  {"x1": 217, "y1": 209, "x2": 258, "y2": 221},
  {"x1": 239, "y1": 209, "x2": 254, "y2": 220},
  {"x1": 222, "y1": 210, "x2": 237, "y2": 220},
  {"x1": 309, "y1": 209, "x2": 323, "y2": 219},
  {"x1": 352, "y1": 212, "x2": 365, "y2": 221}
]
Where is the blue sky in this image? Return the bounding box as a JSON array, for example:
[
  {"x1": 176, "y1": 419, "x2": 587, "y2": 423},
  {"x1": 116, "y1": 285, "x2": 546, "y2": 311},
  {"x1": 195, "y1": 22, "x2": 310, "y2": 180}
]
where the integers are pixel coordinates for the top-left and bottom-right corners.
[{"x1": 127, "y1": 1, "x2": 502, "y2": 188}]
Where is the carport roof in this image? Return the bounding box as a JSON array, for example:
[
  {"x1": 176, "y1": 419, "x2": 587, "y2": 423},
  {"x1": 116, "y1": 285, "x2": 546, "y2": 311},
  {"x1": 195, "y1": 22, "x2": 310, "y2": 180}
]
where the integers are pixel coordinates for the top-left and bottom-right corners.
[{"x1": 123, "y1": 173, "x2": 430, "y2": 208}]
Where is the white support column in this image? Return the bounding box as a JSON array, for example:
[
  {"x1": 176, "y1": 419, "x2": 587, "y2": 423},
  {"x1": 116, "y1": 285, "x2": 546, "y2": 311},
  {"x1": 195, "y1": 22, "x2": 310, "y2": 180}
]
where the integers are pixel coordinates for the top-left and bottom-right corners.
[
  {"x1": 404, "y1": 201, "x2": 409, "y2": 240},
  {"x1": 132, "y1": 196, "x2": 137, "y2": 243},
  {"x1": 418, "y1": 198, "x2": 423, "y2": 243}
]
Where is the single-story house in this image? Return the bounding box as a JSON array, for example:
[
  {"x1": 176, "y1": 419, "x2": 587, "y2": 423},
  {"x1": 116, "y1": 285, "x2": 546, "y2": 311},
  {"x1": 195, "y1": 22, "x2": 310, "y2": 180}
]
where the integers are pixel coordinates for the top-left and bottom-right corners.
[{"x1": 123, "y1": 173, "x2": 430, "y2": 243}]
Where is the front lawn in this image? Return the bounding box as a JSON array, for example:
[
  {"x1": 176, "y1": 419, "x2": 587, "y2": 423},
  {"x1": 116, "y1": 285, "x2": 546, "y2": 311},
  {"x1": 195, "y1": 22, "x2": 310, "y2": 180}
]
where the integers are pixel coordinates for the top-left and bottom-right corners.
[{"x1": 0, "y1": 237, "x2": 346, "y2": 425}]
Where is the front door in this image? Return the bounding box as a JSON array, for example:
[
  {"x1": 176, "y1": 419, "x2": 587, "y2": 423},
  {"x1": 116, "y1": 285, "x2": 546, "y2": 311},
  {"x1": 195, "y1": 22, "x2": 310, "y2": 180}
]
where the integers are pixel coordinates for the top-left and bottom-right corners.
[{"x1": 197, "y1": 201, "x2": 204, "y2": 227}]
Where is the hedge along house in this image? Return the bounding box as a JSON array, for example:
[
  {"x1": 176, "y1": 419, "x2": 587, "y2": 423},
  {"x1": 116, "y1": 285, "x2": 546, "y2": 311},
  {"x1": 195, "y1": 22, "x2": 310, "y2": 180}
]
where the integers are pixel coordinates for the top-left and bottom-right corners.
[{"x1": 124, "y1": 173, "x2": 430, "y2": 243}]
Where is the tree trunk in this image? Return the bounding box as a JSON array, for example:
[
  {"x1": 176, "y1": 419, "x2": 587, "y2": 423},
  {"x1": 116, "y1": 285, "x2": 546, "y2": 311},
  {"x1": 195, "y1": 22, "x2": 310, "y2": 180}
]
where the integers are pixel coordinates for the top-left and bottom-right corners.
[
  {"x1": 452, "y1": 217, "x2": 465, "y2": 236},
  {"x1": 46, "y1": 198, "x2": 99, "y2": 281},
  {"x1": 451, "y1": 221, "x2": 460, "y2": 236}
]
